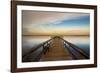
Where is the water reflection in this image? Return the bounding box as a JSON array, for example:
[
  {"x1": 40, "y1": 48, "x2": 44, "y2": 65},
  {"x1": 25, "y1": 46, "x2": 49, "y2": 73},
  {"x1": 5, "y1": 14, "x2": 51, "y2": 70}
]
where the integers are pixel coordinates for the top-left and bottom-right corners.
[
  {"x1": 22, "y1": 36, "x2": 50, "y2": 56},
  {"x1": 63, "y1": 36, "x2": 90, "y2": 55}
]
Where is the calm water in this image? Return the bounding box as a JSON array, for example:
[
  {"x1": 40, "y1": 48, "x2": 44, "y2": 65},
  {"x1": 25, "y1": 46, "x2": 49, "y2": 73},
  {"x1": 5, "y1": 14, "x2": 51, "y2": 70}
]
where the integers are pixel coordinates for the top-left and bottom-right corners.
[
  {"x1": 22, "y1": 36, "x2": 90, "y2": 57},
  {"x1": 63, "y1": 36, "x2": 90, "y2": 55},
  {"x1": 22, "y1": 36, "x2": 50, "y2": 56}
]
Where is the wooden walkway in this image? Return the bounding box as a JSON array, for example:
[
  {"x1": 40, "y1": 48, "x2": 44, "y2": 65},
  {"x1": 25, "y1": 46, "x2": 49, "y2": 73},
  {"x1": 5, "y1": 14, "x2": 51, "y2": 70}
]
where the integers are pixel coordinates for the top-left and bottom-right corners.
[
  {"x1": 22, "y1": 36, "x2": 89, "y2": 62},
  {"x1": 40, "y1": 37, "x2": 73, "y2": 61}
]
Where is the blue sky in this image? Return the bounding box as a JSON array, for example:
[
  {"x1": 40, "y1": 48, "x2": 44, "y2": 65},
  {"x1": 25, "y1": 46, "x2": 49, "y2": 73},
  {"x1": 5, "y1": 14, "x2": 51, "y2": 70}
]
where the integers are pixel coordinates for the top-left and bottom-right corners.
[
  {"x1": 44, "y1": 15, "x2": 90, "y2": 29},
  {"x1": 22, "y1": 11, "x2": 90, "y2": 35}
]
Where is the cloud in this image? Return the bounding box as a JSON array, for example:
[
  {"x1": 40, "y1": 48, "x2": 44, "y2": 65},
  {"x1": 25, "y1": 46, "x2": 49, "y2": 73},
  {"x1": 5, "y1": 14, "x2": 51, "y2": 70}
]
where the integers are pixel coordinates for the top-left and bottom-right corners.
[
  {"x1": 22, "y1": 10, "x2": 89, "y2": 27},
  {"x1": 22, "y1": 10, "x2": 90, "y2": 35}
]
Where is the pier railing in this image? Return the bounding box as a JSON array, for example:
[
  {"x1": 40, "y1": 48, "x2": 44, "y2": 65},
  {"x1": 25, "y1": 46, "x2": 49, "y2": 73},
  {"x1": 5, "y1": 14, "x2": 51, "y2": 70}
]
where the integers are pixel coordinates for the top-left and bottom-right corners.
[
  {"x1": 60, "y1": 37, "x2": 89, "y2": 59},
  {"x1": 22, "y1": 36, "x2": 89, "y2": 62},
  {"x1": 22, "y1": 37, "x2": 54, "y2": 62}
]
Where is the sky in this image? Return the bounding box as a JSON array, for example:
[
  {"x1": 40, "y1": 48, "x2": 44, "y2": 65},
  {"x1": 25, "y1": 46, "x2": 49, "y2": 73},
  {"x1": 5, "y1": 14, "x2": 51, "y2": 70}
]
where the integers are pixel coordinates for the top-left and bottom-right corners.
[{"x1": 22, "y1": 10, "x2": 90, "y2": 36}]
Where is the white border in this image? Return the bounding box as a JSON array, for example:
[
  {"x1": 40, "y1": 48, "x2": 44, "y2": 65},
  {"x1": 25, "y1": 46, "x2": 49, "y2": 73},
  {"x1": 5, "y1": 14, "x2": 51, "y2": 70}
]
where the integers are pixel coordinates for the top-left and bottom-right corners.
[{"x1": 17, "y1": 5, "x2": 94, "y2": 68}]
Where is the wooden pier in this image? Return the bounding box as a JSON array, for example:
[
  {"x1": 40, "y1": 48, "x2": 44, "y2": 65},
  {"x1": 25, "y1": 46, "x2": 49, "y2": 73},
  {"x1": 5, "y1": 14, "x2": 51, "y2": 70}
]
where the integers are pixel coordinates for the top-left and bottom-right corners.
[
  {"x1": 40, "y1": 37, "x2": 73, "y2": 61},
  {"x1": 22, "y1": 36, "x2": 89, "y2": 62}
]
